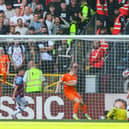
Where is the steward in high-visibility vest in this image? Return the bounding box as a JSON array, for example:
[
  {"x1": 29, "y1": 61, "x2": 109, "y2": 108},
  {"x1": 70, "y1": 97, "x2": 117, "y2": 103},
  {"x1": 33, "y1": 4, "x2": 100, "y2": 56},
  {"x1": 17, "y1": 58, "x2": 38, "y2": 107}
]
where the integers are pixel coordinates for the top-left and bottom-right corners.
[
  {"x1": 119, "y1": 0, "x2": 129, "y2": 16},
  {"x1": 96, "y1": 0, "x2": 108, "y2": 16},
  {"x1": 23, "y1": 61, "x2": 45, "y2": 93},
  {"x1": 69, "y1": 21, "x2": 77, "y2": 35},
  {"x1": 79, "y1": 0, "x2": 95, "y2": 23},
  {"x1": 67, "y1": 20, "x2": 77, "y2": 45},
  {"x1": 112, "y1": 13, "x2": 125, "y2": 35}
]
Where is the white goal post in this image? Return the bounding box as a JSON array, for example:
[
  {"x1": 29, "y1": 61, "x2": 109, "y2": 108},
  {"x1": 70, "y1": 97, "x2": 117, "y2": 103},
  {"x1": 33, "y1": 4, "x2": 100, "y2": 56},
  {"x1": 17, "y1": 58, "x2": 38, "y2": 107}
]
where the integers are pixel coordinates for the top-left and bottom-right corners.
[{"x1": 0, "y1": 35, "x2": 129, "y2": 42}]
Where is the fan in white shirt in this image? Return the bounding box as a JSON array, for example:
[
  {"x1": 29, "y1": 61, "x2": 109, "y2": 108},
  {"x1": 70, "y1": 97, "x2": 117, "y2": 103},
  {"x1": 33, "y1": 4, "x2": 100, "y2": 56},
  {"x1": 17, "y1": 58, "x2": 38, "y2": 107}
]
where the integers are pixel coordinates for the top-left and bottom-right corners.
[{"x1": 10, "y1": 7, "x2": 25, "y2": 25}]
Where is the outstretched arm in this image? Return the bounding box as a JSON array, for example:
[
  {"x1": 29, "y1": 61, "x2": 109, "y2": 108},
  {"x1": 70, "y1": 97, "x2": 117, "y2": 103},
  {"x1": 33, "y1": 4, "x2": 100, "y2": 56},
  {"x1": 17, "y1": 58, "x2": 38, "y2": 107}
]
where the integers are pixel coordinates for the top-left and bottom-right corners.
[{"x1": 55, "y1": 80, "x2": 63, "y2": 93}]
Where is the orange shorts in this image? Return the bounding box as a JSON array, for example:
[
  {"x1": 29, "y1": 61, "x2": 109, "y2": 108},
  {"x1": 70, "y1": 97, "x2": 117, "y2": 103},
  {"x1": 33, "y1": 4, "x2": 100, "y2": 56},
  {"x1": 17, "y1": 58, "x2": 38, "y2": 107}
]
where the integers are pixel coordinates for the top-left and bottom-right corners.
[{"x1": 64, "y1": 87, "x2": 82, "y2": 101}]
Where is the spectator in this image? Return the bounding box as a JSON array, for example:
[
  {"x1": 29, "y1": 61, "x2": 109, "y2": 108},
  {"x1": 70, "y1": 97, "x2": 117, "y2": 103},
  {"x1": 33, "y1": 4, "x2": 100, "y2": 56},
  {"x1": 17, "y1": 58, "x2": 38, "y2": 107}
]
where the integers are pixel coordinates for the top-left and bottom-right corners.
[
  {"x1": 10, "y1": 6, "x2": 25, "y2": 25},
  {"x1": 0, "y1": 10, "x2": 9, "y2": 25},
  {"x1": 38, "y1": 32, "x2": 54, "y2": 73},
  {"x1": 55, "y1": 40, "x2": 70, "y2": 56},
  {"x1": 23, "y1": 60, "x2": 45, "y2": 93},
  {"x1": 99, "y1": 27, "x2": 107, "y2": 35},
  {"x1": 26, "y1": 42, "x2": 40, "y2": 66},
  {"x1": 46, "y1": 3, "x2": 58, "y2": 18},
  {"x1": 29, "y1": 12, "x2": 42, "y2": 34},
  {"x1": 79, "y1": 0, "x2": 95, "y2": 33},
  {"x1": 28, "y1": 0, "x2": 38, "y2": 13},
  {"x1": 23, "y1": 6, "x2": 33, "y2": 26},
  {"x1": 108, "y1": 0, "x2": 118, "y2": 29},
  {"x1": 45, "y1": 13, "x2": 55, "y2": 34},
  {"x1": 0, "y1": 0, "x2": 6, "y2": 11},
  {"x1": 112, "y1": 8, "x2": 125, "y2": 35},
  {"x1": 8, "y1": 25, "x2": 15, "y2": 35},
  {"x1": 69, "y1": 18, "x2": 77, "y2": 35},
  {"x1": 58, "y1": 1, "x2": 70, "y2": 22},
  {"x1": 0, "y1": 14, "x2": 8, "y2": 34},
  {"x1": 68, "y1": 0, "x2": 80, "y2": 21},
  {"x1": 118, "y1": 0, "x2": 129, "y2": 17},
  {"x1": 28, "y1": 26, "x2": 35, "y2": 35},
  {"x1": 96, "y1": 0, "x2": 108, "y2": 26},
  {"x1": 15, "y1": 18, "x2": 28, "y2": 35},
  {"x1": 8, "y1": 32, "x2": 26, "y2": 72},
  {"x1": 20, "y1": 0, "x2": 28, "y2": 16},
  {"x1": 46, "y1": 0, "x2": 61, "y2": 14},
  {"x1": 88, "y1": 41, "x2": 106, "y2": 74},
  {"x1": 5, "y1": 2, "x2": 15, "y2": 21},
  {"x1": 0, "y1": 47, "x2": 10, "y2": 74},
  {"x1": 53, "y1": 16, "x2": 69, "y2": 34},
  {"x1": 40, "y1": 26, "x2": 48, "y2": 34},
  {"x1": 96, "y1": 19, "x2": 104, "y2": 34},
  {"x1": 34, "y1": 2, "x2": 43, "y2": 19},
  {"x1": 125, "y1": 18, "x2": 129, "y2": 34}
]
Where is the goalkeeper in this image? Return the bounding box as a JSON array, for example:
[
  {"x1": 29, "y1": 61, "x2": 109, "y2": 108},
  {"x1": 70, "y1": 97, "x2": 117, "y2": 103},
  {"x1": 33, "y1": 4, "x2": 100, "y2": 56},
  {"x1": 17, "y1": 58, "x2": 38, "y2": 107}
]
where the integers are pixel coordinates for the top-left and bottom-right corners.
[
  {"x1": 106, "y1": 99, "x2": 127, "y2": 120},
  {"x1": 55, "y1": 63, "x2": 91, "y2": 120}
]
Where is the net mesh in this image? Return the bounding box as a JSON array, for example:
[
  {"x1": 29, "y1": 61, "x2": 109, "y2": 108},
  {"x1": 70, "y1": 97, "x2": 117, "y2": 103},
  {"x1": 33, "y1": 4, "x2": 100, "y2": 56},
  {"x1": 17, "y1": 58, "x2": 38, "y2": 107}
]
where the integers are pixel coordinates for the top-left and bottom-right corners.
[{"x1": 0, "y1": 35, "x2": 128, "y2": 120}]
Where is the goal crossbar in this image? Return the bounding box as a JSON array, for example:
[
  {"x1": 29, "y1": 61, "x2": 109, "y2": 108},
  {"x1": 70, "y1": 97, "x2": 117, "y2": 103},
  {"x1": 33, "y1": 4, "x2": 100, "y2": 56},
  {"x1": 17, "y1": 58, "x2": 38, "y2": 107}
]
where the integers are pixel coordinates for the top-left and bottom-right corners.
[{"x1": 0, "y1": 35, "x2": 129, "y2": 42}]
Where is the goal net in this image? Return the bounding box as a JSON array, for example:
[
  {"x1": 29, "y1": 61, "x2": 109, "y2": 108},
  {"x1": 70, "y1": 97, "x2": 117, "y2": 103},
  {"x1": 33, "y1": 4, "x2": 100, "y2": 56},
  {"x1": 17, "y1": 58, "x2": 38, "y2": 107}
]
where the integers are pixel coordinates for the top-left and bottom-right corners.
[{"x1": 0, "y1": 35, "x2": 128, "y2": 120}]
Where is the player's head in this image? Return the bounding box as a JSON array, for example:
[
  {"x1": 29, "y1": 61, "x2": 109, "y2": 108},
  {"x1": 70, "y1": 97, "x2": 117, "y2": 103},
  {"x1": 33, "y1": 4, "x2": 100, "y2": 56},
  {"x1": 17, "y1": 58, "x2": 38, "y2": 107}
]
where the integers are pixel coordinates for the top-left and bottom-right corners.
[
  {"x1": 17, "y1": 66, "x2": 25, "y2": 75},
  {"x1": 113, "y1": 99, "x2": 127, "y2": 109},
  {"x1": 71, "y1": 63, "x2": 79, "y2": 73}
]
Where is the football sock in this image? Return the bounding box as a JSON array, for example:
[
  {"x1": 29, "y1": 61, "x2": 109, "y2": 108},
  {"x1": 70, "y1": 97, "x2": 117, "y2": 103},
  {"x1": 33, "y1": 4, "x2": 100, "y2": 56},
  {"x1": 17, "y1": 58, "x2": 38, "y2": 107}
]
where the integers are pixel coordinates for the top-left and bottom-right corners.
[
  {"x1": 80, "y1": 104, "x2": 87, "y2": 114},
  {"x1": 14, "y1": 107, "x2": 23, "y2": 117},
  {"x1": 73, "y1": 102, "x2": 79, "y2": 114}
]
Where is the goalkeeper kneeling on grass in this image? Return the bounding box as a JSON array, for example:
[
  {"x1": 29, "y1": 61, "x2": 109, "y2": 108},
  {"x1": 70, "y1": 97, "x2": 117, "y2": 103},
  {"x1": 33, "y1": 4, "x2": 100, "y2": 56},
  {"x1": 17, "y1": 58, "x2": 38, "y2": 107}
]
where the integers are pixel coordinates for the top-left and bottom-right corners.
[{"x1": 106, "y1": 99, "x2": 127, "y2": 120}]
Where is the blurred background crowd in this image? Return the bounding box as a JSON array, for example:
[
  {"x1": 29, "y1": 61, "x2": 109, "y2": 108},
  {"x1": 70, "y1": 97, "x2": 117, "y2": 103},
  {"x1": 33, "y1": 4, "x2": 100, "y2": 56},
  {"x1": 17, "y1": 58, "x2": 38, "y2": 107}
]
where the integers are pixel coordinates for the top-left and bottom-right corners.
[{"x1": 0, "y1": 0, "x2": 129, "y2": 93}]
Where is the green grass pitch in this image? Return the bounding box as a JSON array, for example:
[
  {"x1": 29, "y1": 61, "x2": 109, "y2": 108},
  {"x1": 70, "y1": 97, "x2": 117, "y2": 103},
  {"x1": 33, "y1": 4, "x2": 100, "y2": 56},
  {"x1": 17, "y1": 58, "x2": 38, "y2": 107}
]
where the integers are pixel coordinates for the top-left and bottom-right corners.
[{"x1": 0, "y1": 120, "x2": 129, "y2": 129}]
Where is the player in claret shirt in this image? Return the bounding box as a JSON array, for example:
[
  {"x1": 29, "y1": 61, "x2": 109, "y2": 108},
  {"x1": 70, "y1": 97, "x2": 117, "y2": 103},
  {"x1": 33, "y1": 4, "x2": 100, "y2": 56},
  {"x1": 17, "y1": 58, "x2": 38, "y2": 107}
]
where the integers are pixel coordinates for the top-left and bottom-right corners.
[
  {"x1": 55, "y1": 63, "x2": 91, "y2": 120},
  {"x1": 12, "y1": 66, "x2": 27, "y2": 119}
]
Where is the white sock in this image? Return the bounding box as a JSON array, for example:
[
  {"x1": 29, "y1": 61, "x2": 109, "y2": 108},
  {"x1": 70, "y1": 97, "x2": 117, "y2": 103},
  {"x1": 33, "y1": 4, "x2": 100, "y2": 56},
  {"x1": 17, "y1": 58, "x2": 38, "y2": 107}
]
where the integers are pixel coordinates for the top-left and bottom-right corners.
[
  {"x1": 13, "y1": 110, "x2": 22, "y2": 117},
  {"x1": 13, "y1": 107, "x2": 23, "y2": 117},
  {"x1": 127, "y1": 106, "x2": 129, "y2": 118}
]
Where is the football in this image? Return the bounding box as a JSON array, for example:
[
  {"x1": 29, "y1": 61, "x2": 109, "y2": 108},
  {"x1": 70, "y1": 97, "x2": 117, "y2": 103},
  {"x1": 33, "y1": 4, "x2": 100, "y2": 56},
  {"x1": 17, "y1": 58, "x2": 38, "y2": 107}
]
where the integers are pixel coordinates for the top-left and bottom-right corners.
[{"x1": 122, "y1": 69, "x2": 129, "y2": 78}]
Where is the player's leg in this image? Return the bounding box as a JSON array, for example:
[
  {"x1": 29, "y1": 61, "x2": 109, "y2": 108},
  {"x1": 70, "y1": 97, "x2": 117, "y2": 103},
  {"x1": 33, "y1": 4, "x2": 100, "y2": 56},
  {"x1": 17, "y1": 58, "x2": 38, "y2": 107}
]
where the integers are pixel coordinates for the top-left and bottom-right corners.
[
  {"x1": 73, "y1": 97, "x2": 81, "y2": 120},
  {"x1": 12, "y1": 96, "x2": 22, "y2": 119},
  {"x1": 20, "y1": 97, "x2": 28, "y2": 108},
  {"x1": 74, "y1": 92, "x2": 92, "y2": 120},
  {"x1": 12, "y1": 96, "x2": 27, "y2": 119}
]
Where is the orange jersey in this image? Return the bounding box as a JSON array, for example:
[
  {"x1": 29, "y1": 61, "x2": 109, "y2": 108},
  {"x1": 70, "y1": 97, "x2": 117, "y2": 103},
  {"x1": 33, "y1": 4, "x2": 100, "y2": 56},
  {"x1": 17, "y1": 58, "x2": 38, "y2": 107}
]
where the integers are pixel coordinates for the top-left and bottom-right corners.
[
  {"x1": 61, "y1": 73, "x2": 77, "y2": 88},
  {"x1": 0, "y1": 54, "x2": 9, "y2": 73},
  {"x1": 61, "y1": 73, "x2": 81, "y2": 101}
]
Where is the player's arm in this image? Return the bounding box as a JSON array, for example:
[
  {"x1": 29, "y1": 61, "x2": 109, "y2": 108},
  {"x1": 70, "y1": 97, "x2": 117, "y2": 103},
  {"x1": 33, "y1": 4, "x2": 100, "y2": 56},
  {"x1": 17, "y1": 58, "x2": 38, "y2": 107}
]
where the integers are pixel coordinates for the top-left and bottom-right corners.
[
  {"x1": 7, "y1": 62, "x2": 10, "y2": 74},
  {"x1": 106, "y1": 108, "x2": 116, "y2": 120},
  {"x1": 55, "y1": 80, "x2": 63, "y2": 93},
  {"x1": 63, "y1": 80, "x2": 77, "y2": 86},
  {"x1": 12, "y1": 85, "x2": 18, "y2": 100}
]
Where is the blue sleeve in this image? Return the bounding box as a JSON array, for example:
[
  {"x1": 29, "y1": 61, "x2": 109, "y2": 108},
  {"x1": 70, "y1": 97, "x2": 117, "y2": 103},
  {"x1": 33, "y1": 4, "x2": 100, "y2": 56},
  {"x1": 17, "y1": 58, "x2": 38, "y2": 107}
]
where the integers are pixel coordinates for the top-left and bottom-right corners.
[{"x1": 15, "y1": 77, "x2": 23, "y2": 85}]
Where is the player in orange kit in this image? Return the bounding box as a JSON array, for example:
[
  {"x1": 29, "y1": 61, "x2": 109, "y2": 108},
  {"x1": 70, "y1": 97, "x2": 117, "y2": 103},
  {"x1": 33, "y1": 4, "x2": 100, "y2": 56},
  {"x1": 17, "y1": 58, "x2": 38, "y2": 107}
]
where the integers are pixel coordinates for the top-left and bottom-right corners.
[{"x1": 55, "y1": 63, "x2": 91, "y2": 120}]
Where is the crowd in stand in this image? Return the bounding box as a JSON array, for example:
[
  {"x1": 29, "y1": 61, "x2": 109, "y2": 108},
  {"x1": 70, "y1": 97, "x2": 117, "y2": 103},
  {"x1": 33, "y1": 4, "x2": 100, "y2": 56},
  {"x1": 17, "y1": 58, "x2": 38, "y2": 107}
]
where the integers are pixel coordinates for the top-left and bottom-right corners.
[
  {"x1": 0, "y1": 0, "x2": 96, "y2": 74},
  {"x1": 0, "y1": 0, "x2": 129, "y2": 75}
]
